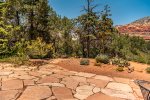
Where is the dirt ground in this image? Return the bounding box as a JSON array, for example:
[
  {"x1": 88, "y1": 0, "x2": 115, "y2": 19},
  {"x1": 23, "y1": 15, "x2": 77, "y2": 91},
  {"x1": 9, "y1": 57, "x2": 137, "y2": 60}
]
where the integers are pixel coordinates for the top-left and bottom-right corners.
[{"x1": 55, "y1": 58, "x2": 150, "y2": 81}]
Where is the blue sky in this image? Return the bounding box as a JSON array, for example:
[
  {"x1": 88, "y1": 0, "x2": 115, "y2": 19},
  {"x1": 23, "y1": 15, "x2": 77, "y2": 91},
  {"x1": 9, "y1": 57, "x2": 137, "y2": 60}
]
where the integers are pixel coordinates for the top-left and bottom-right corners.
[{"x1": 49, "y1": 0, "x2": 150, "y2": 25}]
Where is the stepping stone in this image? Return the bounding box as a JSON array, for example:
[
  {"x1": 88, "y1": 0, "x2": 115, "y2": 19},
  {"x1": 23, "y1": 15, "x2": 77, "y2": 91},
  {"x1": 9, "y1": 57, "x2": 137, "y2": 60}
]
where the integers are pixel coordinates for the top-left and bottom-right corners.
[
  {"x1": 114, "y1": 77, "x2": 130, "y2": 84},
  {"x1": 75, "y1": 72, "x2": 96, "y2": 78},
  {"x1": 106, "y1": 82, "x2": 133, "y2": 93},
  {"x1": 0, "y1": 90, "x2": 21, "y2": 100},
  {"x1": 2, "y1": 79, "x2": 23, "y2": 90},
  {"x1": 74, "y1": 85, "x2": 94, "y2": 99},
  {"x1": 37, "y1": 76, "x2": 60, "y2": 84},
  {"x1": 23, "y1": 80, "x2": 35, "y2": 86},
  {"x1": 61, "y1": 77, "x2": 79, "y2": 90},
  {"x1": 101, "y1": 88, "x2": 136, "y2": 100},
  {"x1": 0, "y1": 71, "x2": 13, "y2": 76},
  {"x1": 87, "y1": 93, "x2": 126, "y2": 100},
  {"x1": 87, "y1": 78, "x2": 109, "y2": 88},
  {"x1": 94, "y1": 75, "x2": 114, "y2": 81},
  {"x1": 18, "y1": 86, "x2": 52, "y2": 100},
  {"x1": 52, "y1": 87, "x2": 74, "y2": 100}
]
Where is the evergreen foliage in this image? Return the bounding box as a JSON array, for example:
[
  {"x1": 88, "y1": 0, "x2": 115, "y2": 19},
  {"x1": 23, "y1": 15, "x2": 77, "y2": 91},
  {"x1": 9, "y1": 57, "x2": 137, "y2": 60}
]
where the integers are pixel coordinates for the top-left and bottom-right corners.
[{"x1": 0, "y1": 0, "x2": 149, "y2": 65}]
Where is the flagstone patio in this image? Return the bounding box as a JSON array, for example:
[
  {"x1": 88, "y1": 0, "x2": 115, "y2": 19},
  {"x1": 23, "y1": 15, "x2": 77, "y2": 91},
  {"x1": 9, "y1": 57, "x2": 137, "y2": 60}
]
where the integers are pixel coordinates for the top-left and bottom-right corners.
[{"x1": 0, "y1": 62, "x2": 144, "y2": 100}]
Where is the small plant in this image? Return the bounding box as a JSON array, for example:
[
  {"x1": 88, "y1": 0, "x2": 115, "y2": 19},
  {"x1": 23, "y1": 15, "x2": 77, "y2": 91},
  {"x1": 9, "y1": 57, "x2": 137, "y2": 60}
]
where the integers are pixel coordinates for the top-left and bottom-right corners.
[
  {"x1": 80, "y1": 59, "x2": 89, "y2": 65},
  {"x1": 116, "y1": 67, "x2": 124, "y2": 72},
  {"x1": 94, "y1": 62, "x2": 101, "y2": 66},
  {"x1": 111, "y1": 57, "x2": 130, "y2": 67},
  {"x1": 95, "y1": 54, "x2": 109, "y2": 64},
  {"x1": 146, "y1": 67, "x2": 150, "y2": 74}
]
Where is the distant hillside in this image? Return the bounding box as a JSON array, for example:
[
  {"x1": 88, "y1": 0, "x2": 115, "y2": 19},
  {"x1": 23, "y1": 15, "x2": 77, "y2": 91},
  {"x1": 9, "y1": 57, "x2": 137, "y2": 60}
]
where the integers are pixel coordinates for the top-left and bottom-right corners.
[{"x1": 116, "y1": 16, "x2": 150, "y2": 40}]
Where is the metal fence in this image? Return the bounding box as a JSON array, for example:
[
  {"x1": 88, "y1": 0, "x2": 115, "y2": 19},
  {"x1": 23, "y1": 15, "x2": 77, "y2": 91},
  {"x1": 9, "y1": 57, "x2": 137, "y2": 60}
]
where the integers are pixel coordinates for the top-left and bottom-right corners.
[{"x1": 135, "y1": 80, "x2": 150, "y2": 100}]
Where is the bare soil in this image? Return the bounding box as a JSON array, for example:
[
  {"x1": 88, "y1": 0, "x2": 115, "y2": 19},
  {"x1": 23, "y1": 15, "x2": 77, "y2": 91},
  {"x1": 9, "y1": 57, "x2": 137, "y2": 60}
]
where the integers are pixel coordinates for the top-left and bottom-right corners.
[{"x1": 55, "y1": 58, "x2": 150, "y2": 81}]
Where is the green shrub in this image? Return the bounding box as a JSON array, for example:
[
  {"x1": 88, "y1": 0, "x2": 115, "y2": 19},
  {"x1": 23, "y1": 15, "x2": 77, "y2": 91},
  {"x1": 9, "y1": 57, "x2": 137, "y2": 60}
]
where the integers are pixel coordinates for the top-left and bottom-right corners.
[
  {"x1": 26, "y1": 38, "x2": 54, "y2": 59},
  {"x1": 94, "y1": 62, "x2": 101, "y2": 66},
  {"x1": 111, "y1": 57, "x2": 130, "y2": 67},
  {"x1": 95, "y1": 54, "x2": 109, "y2": 64},
  {"x1": 80, "y1": 59, "x2": 89, "y2": 65},
  {"x1": 0, "y1": 55, "x2": 29, "y2": 65},
  {"x1": 116, "y1": 67, "x2": 124, "y2": 72},
  {"x1": 146, "y1": 67, "x2": 150, "y2": 73}
]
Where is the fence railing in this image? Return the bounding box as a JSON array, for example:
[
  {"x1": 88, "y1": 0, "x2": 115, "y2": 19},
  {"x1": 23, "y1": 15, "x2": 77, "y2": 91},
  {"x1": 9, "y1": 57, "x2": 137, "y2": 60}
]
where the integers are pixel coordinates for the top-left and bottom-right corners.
[{"x1": 134, "y1": 80, "x2": 150, "y2": 100}]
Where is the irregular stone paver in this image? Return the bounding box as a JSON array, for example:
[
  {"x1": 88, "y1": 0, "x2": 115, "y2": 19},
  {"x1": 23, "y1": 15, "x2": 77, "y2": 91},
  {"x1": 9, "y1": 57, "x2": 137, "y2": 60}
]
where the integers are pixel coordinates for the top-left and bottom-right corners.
[
  {"x1": 23, "y1": 80, "x2": 35, "y2": 86},
  {"x1": 106, "y1": 82, "x2": 133, "y2": 93},
  {"x1": 101, "y1": 88, "x2": 136, "y2": 100},
  {"x1": 50, "y1": 73, "x2": 66, "y2": 79},
  {"x1": 0, "y1": 63, "x2": 14, "y2": 68},
  {"x1": 28, "y1": 71, "x2": 43, "y2": 77},
  {"x1": 0, "y1": 61, "x2": 143, "y2": 100},
  {"x1": 9, "y1": 74, "x2": 36, "y2": 80},
  {"x1": 56, "y1": 71, "x2": 75, "y2": 76},
  {"x1": 46, "y1": 96, "x2": 56, "y2": 100},
  {"x1": 0, "y1": 71, "x2": 13, "y2": 76},
  {"x1": 38, "y1": 70, "x2": 53, "y2": 75},
  {"x1": 133, "y1": 88, "x2": 143, "y2": 98},
  {"x1": 87, "y1": 78, "x2": 109, "y2": 88},
  {"x1": 52, "y1": 87, "x2": 74, "y2": 100},
  {"x1": 74, "y1": 85, "x2": 94, "y2": 99},
  {"x1": 129, "y1": 81, "x2": 140, "y2": 89},
  {"x1": 70, "y1": 76, "x2": 87, "y2": 83},
  {"x1": 93, "y1": 87, "x2": 101, "y2": 93},
  {"x1": 18, "y1": 86, "x2": 52, "y2": 100},
  {"x1": 75, "y1": 72, "x2": 96, "y2": 78},
  {"x1": 0, "y1": 90, "x2": 21, "y2": 100},
  {"x1": 2, "y1": 79, "x2": 23, "y2": 90},
  {"x1": 61, "y1": 77, "x2": 79, "y2": 90},
  {"x1": 87, "y1": 93, "x2": 126, "y2": 100},
  {"x1": 114, "y1": 77, "x2": 130, "y2": 84},
  {"x1": 37, "y1": 76, "x2": 60, "y2": 84},
  {"x1": 39, "y1": 82, "x2": 65, "y2": 87},
  {"x1": 94, "y1": 75, "x2": 114, "y2": 81}
]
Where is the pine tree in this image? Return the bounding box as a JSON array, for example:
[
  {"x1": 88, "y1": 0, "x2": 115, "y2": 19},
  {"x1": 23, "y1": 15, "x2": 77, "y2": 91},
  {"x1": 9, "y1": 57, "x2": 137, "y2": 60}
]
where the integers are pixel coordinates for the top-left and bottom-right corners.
[{"x1": 77, "y1": 0, "x2": 98, "y2": 57}]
